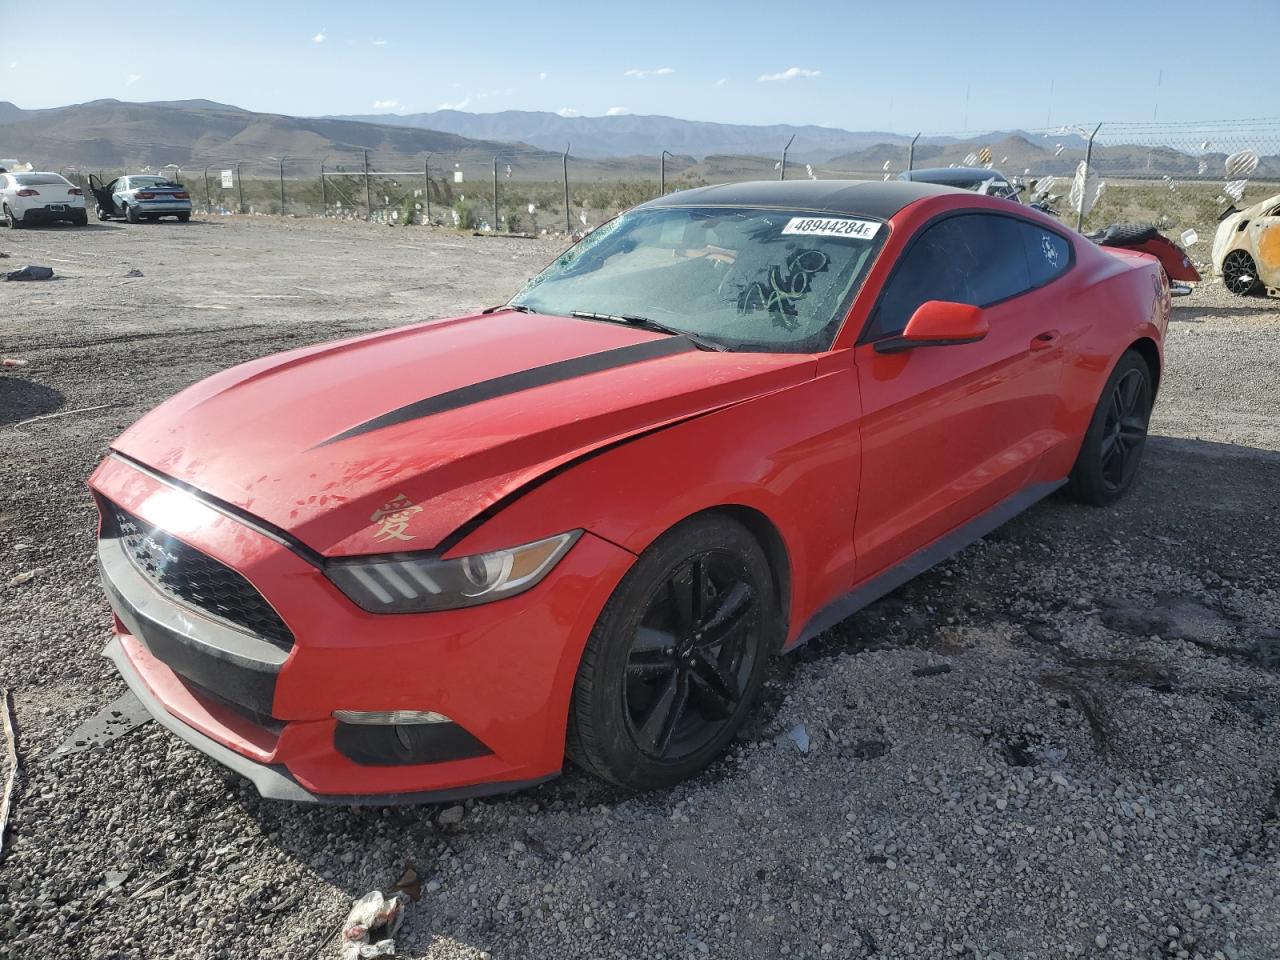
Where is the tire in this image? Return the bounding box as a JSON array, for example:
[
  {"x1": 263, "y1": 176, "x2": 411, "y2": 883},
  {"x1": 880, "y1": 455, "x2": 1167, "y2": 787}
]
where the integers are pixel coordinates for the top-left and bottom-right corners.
[
  {"x1": 72, "y1": 211, "x2": 88, "y2": 226},
  {"x1": 4, "y1": 204, "x2": 22, "y2": 229},
  {"x1": 125, "y1": 203, "x2": 139, "y2": 224},
  {"x1": 177, "y1": 213, "x2": 190, "y2": 222},
  {"x1": 567, "y1": 514, "x2": 778, "y2": 790},
  {"x1": 96, "y1": 205, "x2": 111, "y2": 221},
  {"x1": 1067, "y1": 350, "x2": 1153, "y2": 506},
  {"x1": 1222, "y1": 249, "x2": 1261, "y2": 296}
]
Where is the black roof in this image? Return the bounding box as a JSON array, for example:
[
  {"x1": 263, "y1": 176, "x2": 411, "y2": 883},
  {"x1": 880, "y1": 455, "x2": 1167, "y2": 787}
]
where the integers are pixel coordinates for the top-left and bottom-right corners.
[
  {"x1": 637, "y1": 179, "x2": 962, "y2": 220},
  {"x1": 899, "y1": 166, "x2": 1011, "y2": 184}
]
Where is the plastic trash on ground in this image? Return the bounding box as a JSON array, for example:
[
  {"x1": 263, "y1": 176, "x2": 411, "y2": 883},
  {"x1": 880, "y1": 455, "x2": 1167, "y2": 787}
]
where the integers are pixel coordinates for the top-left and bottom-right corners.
[
  {"x1": 341, "y1": 890, "x2": 408, "y2": 960},
  {"x1": 4, "y1": 265, "x2": 54, "y2": 281}
]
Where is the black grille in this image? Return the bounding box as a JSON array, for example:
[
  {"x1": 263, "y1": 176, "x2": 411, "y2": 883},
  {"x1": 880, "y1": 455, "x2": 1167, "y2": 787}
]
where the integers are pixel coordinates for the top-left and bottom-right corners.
[{"x1": 104, "y1": 502, "x2": 294, "y2": 649}]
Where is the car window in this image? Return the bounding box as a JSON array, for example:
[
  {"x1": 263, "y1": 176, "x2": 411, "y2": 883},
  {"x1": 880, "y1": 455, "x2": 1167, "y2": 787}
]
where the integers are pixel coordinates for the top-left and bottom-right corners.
[
  {"x1": 116, "y1": 178, "x2": 127, "y2": 191},
  {"x1": 12, "y1": 174, "x2": 71, "y2": 187},
  {"x1": 866, "y1": 213, "x2": 1033, "y2": 340},
  {"x1": 1021, "y1": 222, "x2": 1071, "y2": 287}
]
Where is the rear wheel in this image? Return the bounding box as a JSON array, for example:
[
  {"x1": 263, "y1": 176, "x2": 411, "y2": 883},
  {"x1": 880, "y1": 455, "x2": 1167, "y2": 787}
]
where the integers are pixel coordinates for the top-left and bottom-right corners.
[
  {"x1": 1067, "y1": 350, "x2": 1153, "y2": 506},
  {"x1": 125, "y1": 203, "x2": 140, "y2": 224},
  {"x1": 1222, "y1": 249, "x2": 1261, "y2": 296},
  {"x1": 568, "y1": 515, "x2": 777, "y2": 790},
  {"x1": 177, "y1": 213, "x2": 190, "y2": 223},
  {"x1": 71, "y1": 211, "x2": 88, "y2": 226},
  {"x1": 3, "y1": 204, "x2": 21, "y2": 229}
]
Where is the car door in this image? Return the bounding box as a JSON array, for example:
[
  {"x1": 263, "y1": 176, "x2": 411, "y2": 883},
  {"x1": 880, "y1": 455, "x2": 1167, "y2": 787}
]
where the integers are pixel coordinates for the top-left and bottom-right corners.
[{"x1": 852, "y1": 211, "x2": 1072, "y2": 580}]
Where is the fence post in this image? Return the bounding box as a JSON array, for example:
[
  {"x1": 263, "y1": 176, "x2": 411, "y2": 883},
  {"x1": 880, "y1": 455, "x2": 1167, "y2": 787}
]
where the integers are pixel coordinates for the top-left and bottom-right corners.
[
  {"x1": 320, "y1": 161, "x2": 326, "y2": 216},
  {"x1": 236, "y1": 162, "x2": 244, "y2": 213},
  {"x1": 907, "y1": 132, "x2": 920, "y2": 172},
  {"x1": 492, "y1": 155, "x2": 500, "y2": 233},
  {"x1": 1076, "y1": 123, "x2": 1102, "y2": 233},
  {"x1": 423, "y1": 155, "x2": 431, "y2": 225},
  {"x1": 562, "y1": 143, "x2": 571, "y2": 235},
  {"x1": 660, "y1": 149, "x2": 673, "y2": 196},
  {"x1": 278, "y1": 159, "x2": 286, "y2": 215},
  {"x1": 363, "y1": 150, "x2": 372, "y2": 221},
  {"x1": 203, "y1": 165, "x2": 211, "y2": 212},
  {"x1": 780, "y1": 134, "x2": 795, "y2": 181}
]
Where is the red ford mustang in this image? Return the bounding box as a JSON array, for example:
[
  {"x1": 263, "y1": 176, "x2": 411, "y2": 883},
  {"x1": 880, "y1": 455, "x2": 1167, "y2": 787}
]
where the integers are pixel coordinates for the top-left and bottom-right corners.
[{"x1": 90, "y1": 180, "x2": 1170, "y2": 802}]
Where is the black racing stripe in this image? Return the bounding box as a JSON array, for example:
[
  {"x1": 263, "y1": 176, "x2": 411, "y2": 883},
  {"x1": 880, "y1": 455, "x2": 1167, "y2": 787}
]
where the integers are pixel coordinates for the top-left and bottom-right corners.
[{"x1": 317, "y1": 336, "x2": 698, "y2": 448}]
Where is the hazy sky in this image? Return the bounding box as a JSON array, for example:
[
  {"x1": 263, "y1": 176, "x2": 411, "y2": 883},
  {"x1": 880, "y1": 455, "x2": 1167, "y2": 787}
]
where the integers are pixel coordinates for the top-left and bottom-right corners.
[{"x1": 3, "y1": 0, "x2": 1272, "y2": 133}]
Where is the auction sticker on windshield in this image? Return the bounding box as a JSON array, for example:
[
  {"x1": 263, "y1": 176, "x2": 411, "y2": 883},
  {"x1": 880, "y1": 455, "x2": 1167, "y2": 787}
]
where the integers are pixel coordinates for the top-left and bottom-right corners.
[{"x1": 781, "y1": 217, "x2": 880, "y2": 239}]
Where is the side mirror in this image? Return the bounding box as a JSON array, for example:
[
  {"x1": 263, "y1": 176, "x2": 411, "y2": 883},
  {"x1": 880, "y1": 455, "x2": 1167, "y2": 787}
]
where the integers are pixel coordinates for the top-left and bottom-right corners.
[{"x1": 875, "y1": 300, "x2": 989, "y2": 354}]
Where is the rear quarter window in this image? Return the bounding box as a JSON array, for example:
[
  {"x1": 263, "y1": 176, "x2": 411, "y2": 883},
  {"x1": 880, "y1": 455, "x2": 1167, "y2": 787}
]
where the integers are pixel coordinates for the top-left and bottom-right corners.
[{"x1": 1021, "y1": 223, "x2": 1072, "y2": 287}]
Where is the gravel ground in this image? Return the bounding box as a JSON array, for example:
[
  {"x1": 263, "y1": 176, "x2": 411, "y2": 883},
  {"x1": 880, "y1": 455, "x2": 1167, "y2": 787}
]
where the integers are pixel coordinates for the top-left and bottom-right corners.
[{"x1": 1, "y1": 217, "x2": 1277, "y2": 960}]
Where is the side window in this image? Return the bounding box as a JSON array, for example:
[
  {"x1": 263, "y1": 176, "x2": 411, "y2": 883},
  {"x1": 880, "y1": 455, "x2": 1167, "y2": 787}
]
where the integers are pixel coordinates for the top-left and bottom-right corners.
[
  {"x1": 1021, "y1": 222, "x2": 1071, "y2": 287},
  {"x1": 867, "y1": 213, "x2": 1032, "y2": 340}
]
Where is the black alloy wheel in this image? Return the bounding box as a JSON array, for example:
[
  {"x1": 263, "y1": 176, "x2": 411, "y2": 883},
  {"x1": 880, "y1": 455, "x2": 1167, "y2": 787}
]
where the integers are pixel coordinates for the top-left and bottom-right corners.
[
  {"x1": 568, "y1": 514, "x2": 777, "y2": 790},
  {"x1": 1222, "y1": 249, "x2": 1261, "y2": 296},
  {"x1": 1067, "y1": 350, "x2": 1153, "y2": 506},
  {"x1": 1099, "y1": 367, "x2": 1149, "y2": 493},
  {"x1": 623, "y1": 551, "x2": 759, "y2": 760}
]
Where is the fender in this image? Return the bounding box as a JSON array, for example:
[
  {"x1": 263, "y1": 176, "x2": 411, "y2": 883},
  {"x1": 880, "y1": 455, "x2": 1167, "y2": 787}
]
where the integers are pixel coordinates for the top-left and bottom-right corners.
[{"x1": 450, "y1": 360, "x2": 864, "y2": 647}]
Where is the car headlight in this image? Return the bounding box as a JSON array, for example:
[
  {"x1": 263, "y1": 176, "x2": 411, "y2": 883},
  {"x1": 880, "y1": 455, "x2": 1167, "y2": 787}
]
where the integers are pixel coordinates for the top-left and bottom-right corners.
[{"x1": 325, "y1": 531, "x2": 581, "y2": 613}]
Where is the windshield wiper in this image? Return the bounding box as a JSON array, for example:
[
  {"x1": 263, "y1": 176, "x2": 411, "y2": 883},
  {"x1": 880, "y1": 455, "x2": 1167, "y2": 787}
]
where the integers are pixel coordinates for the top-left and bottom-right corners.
[
  {"x1": 569, "y1": 310, "x2": 727, "y2": 352},
  {"x1": 481, "y1": 302, "x2": 537, "y2": 315}
]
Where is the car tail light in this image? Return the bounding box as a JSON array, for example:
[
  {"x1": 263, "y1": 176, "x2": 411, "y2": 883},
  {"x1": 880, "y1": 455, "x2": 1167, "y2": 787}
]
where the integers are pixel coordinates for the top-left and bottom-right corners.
[
  {"x1": 135, "y1": 191, "x2": 156, "y2": 199},
  {"x1": 69, "y1": 188, "x2": 83, "y2": 196},
  {"x1": 174, "y1": 191, "x2": 190, "y2": 200},
  {"x1": 15, "y1": 189, "x2": 38, "y2": 197}
]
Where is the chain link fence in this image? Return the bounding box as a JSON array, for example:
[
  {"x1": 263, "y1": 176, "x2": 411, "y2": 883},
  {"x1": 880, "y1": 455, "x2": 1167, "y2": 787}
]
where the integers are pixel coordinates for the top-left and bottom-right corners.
[{"x1": 53, "y1": 119, "x2": 1280, "y2": 251}]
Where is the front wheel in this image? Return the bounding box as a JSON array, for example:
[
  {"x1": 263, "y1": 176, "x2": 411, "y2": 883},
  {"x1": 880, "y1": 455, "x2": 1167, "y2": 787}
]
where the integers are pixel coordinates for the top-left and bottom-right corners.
[
  {"x1": 96, "y1": 205, "x2": 111, "y2": 221},
  {"x1": 1067, "y1": 350, "x2": 1153, "y2": 506},
  {"x1": 568, "y1": 515, "x2": 777, "y2": 791}
]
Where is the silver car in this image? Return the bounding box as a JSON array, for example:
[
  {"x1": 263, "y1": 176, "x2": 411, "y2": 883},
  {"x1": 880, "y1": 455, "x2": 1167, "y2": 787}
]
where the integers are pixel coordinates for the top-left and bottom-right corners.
[{"x1": 89, "y1": 174, "x2": 193, "y2": 223}]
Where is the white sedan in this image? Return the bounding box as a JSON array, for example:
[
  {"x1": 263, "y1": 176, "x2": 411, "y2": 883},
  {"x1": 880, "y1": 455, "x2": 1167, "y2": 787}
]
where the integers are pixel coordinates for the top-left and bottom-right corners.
[{"x1": 1, "y1": 171, "x2": 87, "y2": 228}]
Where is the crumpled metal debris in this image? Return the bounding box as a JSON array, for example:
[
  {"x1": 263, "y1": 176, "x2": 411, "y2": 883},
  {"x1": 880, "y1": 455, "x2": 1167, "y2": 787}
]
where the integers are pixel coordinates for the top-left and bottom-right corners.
[
  {"x1": 781, "y1": 724, "x2": 809, "y2": 754},
  {"x1": 341, "y1": 890, "x2": 408, "y2": 960},
  {"x1": 3, "y1": 265, "x2": 54, "y2": 281},
  {"x1": 54, "y1": 692, "x2": 153, "y2": 756}
]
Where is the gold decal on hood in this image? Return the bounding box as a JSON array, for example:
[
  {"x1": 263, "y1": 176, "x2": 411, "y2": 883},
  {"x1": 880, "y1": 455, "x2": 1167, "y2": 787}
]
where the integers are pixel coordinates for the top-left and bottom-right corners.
[{"x1": 370, "y1": 494, "x2": 423, "y2": 543}]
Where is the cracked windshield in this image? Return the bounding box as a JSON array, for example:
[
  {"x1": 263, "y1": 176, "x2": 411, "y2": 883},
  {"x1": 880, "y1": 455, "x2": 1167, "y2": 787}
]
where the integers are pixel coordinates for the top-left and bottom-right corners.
[{"x1": 511, "y1": 205, "x2": 886, "y2": 352}]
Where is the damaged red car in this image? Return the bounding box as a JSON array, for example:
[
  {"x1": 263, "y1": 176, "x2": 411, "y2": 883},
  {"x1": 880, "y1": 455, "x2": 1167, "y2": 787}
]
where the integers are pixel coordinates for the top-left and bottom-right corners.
[{"x1": 90, "y1": 180, "x2": 1171, "y2": 802}]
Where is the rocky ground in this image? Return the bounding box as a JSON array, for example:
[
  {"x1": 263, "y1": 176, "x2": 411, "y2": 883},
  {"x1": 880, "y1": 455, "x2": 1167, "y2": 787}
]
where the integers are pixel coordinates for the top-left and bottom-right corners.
[{"x1": 0, "y1": 216, "x2": 1277, "y2": 960}]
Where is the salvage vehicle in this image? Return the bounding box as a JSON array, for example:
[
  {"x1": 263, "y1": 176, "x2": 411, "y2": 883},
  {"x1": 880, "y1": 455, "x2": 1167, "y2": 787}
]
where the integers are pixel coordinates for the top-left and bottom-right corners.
[
  {"x1": 90, "y1": 180, "x2": 1171, "y2": 802},
  {"x1": 898, "y1": 166, "x2": 1020, "y2": 201},
  {"x1": 1, "y1": 171, "x2": 87, "y2": 227},
  {"x1": 1212, "y1": 192, "x2": 1280, "y2": 297},
  {"x1": 88, "y1": 174, "x2": 192, "y2": 223}
]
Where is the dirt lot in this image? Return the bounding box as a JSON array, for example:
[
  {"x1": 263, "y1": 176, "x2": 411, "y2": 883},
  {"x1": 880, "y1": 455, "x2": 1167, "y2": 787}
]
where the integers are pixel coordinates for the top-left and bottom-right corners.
[{"x1": 1, "y1": 216, "x2": 1278, "y2": 960}]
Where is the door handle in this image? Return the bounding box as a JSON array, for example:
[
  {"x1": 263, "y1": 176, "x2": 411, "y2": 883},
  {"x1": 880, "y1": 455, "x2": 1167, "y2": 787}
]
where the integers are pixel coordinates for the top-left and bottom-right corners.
[{"x1": 1030, "y1": 330, "x2": 1061, "y2": 351}]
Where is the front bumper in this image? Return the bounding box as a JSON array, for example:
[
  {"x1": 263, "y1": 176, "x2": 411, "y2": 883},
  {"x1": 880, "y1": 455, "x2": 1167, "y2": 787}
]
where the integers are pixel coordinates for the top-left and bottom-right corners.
[{"x1": 90, "y1": 454, "x2": 636, "y2": 802}]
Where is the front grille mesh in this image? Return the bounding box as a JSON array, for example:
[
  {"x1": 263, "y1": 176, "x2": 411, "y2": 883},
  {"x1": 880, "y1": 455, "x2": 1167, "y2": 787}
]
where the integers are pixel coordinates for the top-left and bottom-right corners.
[{"x1": 105, "y1": 502, "x2": 294, "y2": 649}]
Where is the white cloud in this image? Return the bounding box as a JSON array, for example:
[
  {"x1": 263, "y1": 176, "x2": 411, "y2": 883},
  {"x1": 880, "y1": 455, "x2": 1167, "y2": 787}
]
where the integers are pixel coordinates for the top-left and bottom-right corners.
[
  {"x1": 557, "y1": 107, "x2": 581, "y2": 117},
  {"x1": 312, "y1": 29, "x2": 326, "y2": 43},
  {"x1": 624, "y1": 67, "x2": 674, "y2": 80},
  {"x1": 436, "y1": 98, "x2": 471, "y2": 111},
  {"x1": 7, "y1": 61, "x2": 16, "y2": 70},
  {"x1": 605, "y1": 106, "x2": 630, "y2": 116},
  {"x1": 758, "y1": 66, "x2": 821, "y2": 82},
  {"x1": 714, "y1": 77, "x2": 727, "y2": 87},
  {"x1": 372, "y1": 99, "x2": 400, "y2": 110},
  {"x1": 125, "y1": 74, "x2": 142, "y2": 87},
  {"x1": 371, "y1": 38, "x2": 387, "y2": 46},
  {"x1": 538, "y1": 71, "x2": 548, "y2": 81}
]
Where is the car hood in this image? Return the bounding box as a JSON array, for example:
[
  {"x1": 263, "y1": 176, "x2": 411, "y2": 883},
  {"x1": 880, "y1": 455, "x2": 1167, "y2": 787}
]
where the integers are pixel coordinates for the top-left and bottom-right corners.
[{"x1": 113, "y1": 310, "x2": 815, "y2": 555}]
